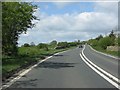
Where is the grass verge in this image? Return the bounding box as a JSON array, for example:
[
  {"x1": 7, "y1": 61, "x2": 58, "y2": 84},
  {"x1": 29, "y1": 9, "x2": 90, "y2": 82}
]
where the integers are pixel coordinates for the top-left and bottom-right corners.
[
  {"x1": 91, "y1": 46, "x2": 120, "y2": 57},
  {"x1": 2, "y1": 46, "x2": 76, "y2": 81}
]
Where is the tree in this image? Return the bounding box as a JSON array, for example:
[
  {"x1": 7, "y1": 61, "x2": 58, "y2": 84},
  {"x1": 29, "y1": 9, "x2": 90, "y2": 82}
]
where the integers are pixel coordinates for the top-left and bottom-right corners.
[
  {"x1": 109, "y1": 30, "x2": 115, "y2": 38},
  {"x1": 2, "y1": 2, "x2": 38, "y2": 56},
  {"x1": 68, "y1": 42, "x2": 78, "y2": 47},
  {"x1": 50, "y1": 40, "x2": 57, "y2": 46},
  {"x1": 78, "y1": 40, "x2": 80, "y2": 44},
  {"x1": 56, "y1": 42, "x2": 69, "y2": 49},
  {"x1": 95, "y1": 35, "x2": 103, "y2": 41},
  {"x1": 30, "y1": 42, "x2": 35, "y2": 46},
  {"x1": 23, "y1": 43, "x2": 30, "y2": 47},
  {"x1": 108, "y1": 30, "x2": 116, "y2": 46}
]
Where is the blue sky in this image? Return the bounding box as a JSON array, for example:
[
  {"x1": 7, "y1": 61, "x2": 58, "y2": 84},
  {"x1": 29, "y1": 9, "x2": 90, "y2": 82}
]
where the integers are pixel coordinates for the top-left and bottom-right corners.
[
  {"x1": 18, "y1": 1, "x2": 118, "y2": 46},
  {"x1": 32, "y1": 2, "x2": 95, "y2": 15}
]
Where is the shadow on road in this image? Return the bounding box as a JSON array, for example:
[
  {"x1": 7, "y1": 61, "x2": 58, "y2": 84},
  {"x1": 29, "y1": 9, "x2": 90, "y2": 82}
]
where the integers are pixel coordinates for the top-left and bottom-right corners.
[
  {"x1": 9, "y1": 79, "x2": 38, "y2": 88},
  {"x1": 53, "y1": 54, "x2": 64, "y2": 57},
  {"x1": 35, "y1": 61, "x2": 76, "y2": 69}
]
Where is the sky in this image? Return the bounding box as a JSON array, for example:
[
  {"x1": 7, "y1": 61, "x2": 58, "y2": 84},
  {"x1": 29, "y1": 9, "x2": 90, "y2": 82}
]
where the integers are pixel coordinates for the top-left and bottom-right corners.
[{"x1": 18, "y1": 1, "x2": 118, "y2": 46}]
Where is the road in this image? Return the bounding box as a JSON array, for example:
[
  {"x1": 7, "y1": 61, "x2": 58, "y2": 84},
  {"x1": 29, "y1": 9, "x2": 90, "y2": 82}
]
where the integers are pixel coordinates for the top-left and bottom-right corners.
[{"x1": 4, "y1": 45, "x2": 119, "y2": 89}]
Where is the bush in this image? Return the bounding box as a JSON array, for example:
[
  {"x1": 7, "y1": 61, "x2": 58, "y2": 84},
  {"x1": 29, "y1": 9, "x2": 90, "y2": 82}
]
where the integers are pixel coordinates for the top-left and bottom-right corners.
[
  {"x1": 55, "y1": 46, "x2": 65, "y2": 49},
  {"x1": 57, "y1": 42, "x2": 69, "y2": 49},
  {"x1": 37, "y1": 43, "x2": 49, "y2": 51},
  {"x1": 87, "y1": 39, "x2": 98, "y2": 46},
  {"x1": 92, "y1": 40, "x2": 98, "y2": 46},
  {"x1": 68, "y1": 42, "x2": 78, "y2": 47},
  {"x1": 117, "y1": 37, "x2": 120, "y2": 46},
  {"x1": 98, "y1": 36, "x2": 113, "y2": 49}
]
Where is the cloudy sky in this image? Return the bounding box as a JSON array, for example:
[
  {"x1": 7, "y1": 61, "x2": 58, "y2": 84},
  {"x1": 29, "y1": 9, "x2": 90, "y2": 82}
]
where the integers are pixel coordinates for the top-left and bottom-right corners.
[{"x1": 18, "y1": 1, "x2": 118, "y2": 46}]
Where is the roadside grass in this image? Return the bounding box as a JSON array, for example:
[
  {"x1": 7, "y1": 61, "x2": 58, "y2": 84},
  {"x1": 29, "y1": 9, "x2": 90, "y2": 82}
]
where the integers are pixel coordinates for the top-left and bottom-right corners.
[
  {"x1": 2, "y1": 55, "x2": 38, "y2": 76},
  {"x1": 91, "y1": 46, "x2": 120, "y2": 57},
  {"x1": 18, "y1": 46, "x2": 75, "y2": 56},
  {"x1": 2, "y1": 45, "x2": 76, "y2": 79}
]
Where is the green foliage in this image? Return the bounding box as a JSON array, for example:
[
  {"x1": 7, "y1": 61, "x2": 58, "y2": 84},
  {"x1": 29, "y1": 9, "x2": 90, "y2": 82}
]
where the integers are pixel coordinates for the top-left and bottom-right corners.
[
  {"x1": 3, "y1": 42, "x2": 76, "y2": 77},
  {"x1": 37, "y1": 43, "x2": 49, "y2": 51},
  {"x1": 77, "y1": 40, "x2": 80, "y2": 44},
  {"x1": 87, "y1": 39, "x2": 92, "y2": 45},
  {"x1": 56, "y1": 42, "x2": 69, "y2": 49},
  {"x1": 68, "y1": 42, "x2": 78, "y2": 47},
  {"x1": 92, "y1": 40, "x2": 98, "y2": 46},
  {"x1": 2, "y1": 2, "x2": 38, "y2": 56},
  {"x1": 81, "y1": 41, "x2": 87, "y2": 44},
  {"x1": 98, "y1": 36, "x2": 113, "y2": 49},
  {"x1": 117, "y1": 37, "x2": 120, "y2": 46},
  {"x1": 109, "y1": 30, "x2": 115, "y2": 38},
  {"x1": 19, "y1": 46, "x2": 40, "y2": 56},
  {"x1": 50, "y1": 40, "x2": 57, "y2": 46},
  {"x1": 92, "y1": 46, "x2": 120, "y2": 57},
  {"x1": 88, "y1": 33, "x2": 117, "y2": 50},
  {"x1": 87, "y1": 39, "x2": 98, "y2": 46},
  {"x1": 49, "y1": 40, "x2": 57, "y2": 49},
  {"x1": 23, "y1": 43, "x2": 30, "y2": 47},
  {"x1": 95, "y1": 35, "x2": 103, "y2": 40}
]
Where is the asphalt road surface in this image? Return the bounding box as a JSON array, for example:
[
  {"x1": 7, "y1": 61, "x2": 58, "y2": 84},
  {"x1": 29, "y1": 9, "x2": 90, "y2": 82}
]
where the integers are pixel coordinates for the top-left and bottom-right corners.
[{"x1": 5, "y1": 45, "x2": 119, "y2": 88}]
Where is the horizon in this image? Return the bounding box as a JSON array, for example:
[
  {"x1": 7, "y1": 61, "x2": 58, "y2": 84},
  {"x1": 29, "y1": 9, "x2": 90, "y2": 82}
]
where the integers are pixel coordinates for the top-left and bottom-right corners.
[{"x1": 18, "y1": 1, "x2": 118, "y2": 46}]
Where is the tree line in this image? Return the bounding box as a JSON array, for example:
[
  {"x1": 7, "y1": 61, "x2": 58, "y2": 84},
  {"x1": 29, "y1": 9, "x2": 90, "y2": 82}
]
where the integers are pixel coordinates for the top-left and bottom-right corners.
[
  {"x1": 22, "y1": 40, "x2": 81, "y2": 50},
  {"x1": 87, "y1": 30, "x2": 120, "y2": 50}
]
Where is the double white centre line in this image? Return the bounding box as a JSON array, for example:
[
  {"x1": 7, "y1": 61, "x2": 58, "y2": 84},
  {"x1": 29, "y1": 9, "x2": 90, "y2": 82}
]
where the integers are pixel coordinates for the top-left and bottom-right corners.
[{"x1": 80, "y1": 45, "x2": 120, "y2": 89}]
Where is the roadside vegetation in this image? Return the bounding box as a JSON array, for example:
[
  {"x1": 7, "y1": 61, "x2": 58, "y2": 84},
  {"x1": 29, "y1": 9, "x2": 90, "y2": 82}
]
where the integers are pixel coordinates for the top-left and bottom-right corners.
[
  {"x1": 2, "y1": 2, "x2": 119, "y2": 82},
  {"x1": 2, "y1": 2, "x2": 82, "y2": 81},
  {"x1": 87, "y1": 30, "x2": 120, "y2": 57},
  {"x1": 2, "y1": 40, "x2": 80, "y2": 81},
  {"x1": 2, "y1": 2, "x2": 38, "y2": 81}
]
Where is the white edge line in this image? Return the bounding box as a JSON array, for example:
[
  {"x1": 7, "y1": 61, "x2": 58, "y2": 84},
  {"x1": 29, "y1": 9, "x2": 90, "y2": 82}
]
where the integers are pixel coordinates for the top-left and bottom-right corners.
[
  {"x1": 80, "y1": 54, "x2": 119, "y2": 89},
  {"x1": 89, "y1": 45, "x2": 120, "y2": 60},
  {"x1": 1, "y1": 49, "x2": 70, "y2": 89},
  {"x1": 82, "y1": 51, "x2": 120, "y2": 83},
  {"x1": 82, "y1": 45, "x2": 120, "y2": 83},
  {"x1": 79, "y1": 45, "x2": 120, "y2": 89}
]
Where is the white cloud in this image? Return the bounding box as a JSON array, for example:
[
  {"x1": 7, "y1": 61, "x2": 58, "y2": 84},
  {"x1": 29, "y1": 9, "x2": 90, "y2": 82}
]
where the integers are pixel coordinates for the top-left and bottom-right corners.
[
  {"x1": 94, "y1": 2, "x2": 118, "y2": 17},
  {"x1": 18, "y1": 2, "x2": 118, "y2": 46}
]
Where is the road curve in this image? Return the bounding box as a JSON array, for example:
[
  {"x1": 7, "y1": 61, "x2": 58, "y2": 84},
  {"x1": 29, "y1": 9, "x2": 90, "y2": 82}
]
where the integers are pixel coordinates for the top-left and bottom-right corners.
[
  {"x1": 4, "y1": 47, "x2": 116, "y2": 88},
  {"x1": 83, "y1": 45, "x2": 118, "y2": 78}
]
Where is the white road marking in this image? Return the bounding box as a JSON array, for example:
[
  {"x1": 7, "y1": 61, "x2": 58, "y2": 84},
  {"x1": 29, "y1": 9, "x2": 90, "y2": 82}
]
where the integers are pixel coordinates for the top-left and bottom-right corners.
[
  {"x1": 80, "y1": 45, "x2": 120, "y2": 89},
  {"x1": 80, "y1": 54, "x2": 119, "y2": 89},
  {"x1": 1, "y1": 49, "x2": 70, "y2": 89},
  {"x1": 82, "y1": 46, "x2": 119, "y2": 83},
  {"x1": 89, "y1": 45, "x2": 119, "y2": 60}
]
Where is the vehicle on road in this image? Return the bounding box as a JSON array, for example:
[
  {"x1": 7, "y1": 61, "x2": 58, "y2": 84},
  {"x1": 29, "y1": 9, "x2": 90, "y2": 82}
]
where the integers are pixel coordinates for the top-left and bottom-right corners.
[{"x1": 79, "y1": 45, "x2": 83, "y2": 48}]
